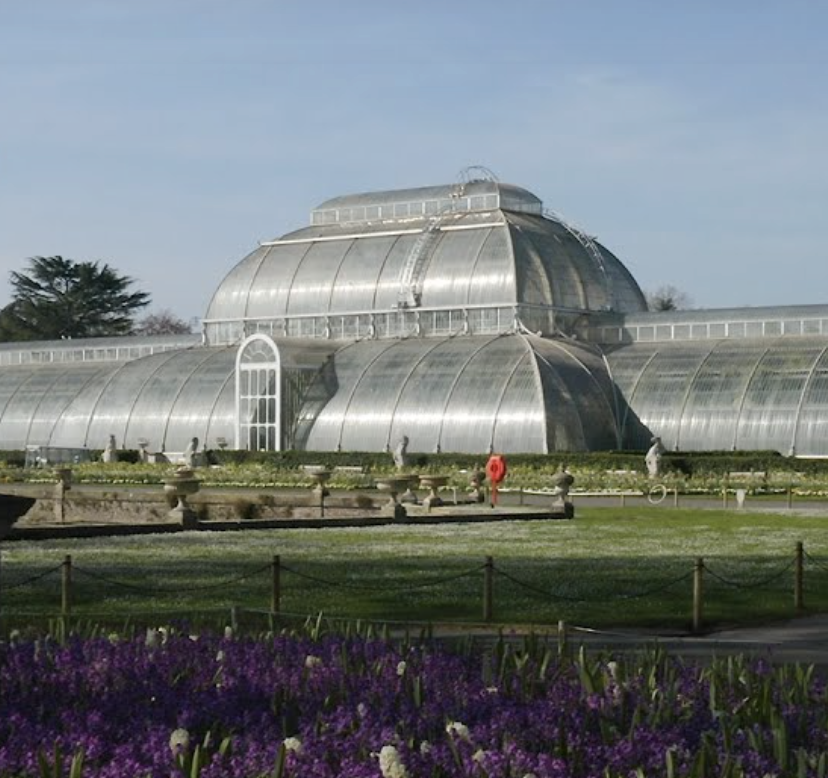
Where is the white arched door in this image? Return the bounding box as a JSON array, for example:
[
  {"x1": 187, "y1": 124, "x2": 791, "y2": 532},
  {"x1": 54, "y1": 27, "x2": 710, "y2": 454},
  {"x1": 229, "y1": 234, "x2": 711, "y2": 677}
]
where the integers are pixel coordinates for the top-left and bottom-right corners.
[{"x1": 235, "y1": 334, "x2": 281, "y2": 451}]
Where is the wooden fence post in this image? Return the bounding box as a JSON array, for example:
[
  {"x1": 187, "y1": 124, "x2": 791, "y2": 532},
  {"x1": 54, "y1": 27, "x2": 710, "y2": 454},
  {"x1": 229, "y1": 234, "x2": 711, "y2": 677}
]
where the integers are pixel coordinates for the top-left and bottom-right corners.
[
  {"x1": 795, "y1": 541, "x2": 804, "y2": 614},
  {"x1": 271, "y1": 554, "x2": 281, "y2": 617},
  {"x1": 61, "y1": 554, "x2": 72, "y2": 624},
  {"x1": 692, "y1": 557, "x2": 704, "y2": 634},
  {"x1": 722, "y1": 488, "x2": 728, "y2": 509},
  {"x1": 787, "y1": 488, "x2": 793, "y2": 510},
  {"x1": 673, "y1": 488, "x2": 679, "y2": 507},
  {"x1": 483, "y1": 556, "x2": 494, "y2": 623}
]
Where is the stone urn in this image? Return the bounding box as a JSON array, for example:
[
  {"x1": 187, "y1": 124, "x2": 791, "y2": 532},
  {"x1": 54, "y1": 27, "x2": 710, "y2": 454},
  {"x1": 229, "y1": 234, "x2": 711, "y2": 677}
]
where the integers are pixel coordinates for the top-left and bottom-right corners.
[
  {"x1": 398, "y1": 474, "x2": 420, "y2": 505},
  {"x1": 468, "y1": 470, "x2": 486, "y2": 504},
  {"x1": 419, "y1": 474, "x2": 448, "y2": 509},
  {"x1": 306, "y1": 467, "x2": 332, "y2": 495},
  {"x1": 163, "y1": 467, "x2": 201, "y2": 529},
  {"x1": 306, "y1": 467, "x2": 332, "y2": 512},
  {"x1": 374, "y1": 476, "x2": 411, "y2": 520}
]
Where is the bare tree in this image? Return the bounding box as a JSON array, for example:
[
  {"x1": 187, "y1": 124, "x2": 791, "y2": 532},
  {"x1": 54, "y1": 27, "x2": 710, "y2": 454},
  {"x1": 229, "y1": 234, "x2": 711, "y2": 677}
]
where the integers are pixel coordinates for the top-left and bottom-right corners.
[
  {"x1": 646, "y1": 284, "x2": 693, "y2": 312},
  {"x1": 135, "y1": 309, "x2": 193, "y2": 336}
]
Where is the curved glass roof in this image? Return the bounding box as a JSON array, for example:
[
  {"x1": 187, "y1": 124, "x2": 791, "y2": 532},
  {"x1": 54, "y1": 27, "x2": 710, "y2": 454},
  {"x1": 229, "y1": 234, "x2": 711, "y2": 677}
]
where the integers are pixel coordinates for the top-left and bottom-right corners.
[
  {"x1": 205, "y1": 183, "x2": 647, "y2": 343},
  {"x1": 294, "y1": 334, "x2": 621, "y2": 454},
  {"x1": 605, "y1": 337, "x2": 828, "y2": 455},
  {"x1": 311, "y1": 180, "x2": 542, "y2": 225},
  {"x1": 0, "y1": 347, "x2": 237, "y2": 452}
]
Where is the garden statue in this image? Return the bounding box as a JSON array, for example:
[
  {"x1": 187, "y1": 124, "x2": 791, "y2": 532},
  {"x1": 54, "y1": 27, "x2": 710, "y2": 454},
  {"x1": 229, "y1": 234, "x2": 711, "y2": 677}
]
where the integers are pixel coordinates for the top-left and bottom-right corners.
[
  {"x1": 645, "y1": 436, "x2": 665, "y2": 478},
  {"x1": 101, "y1": 434, "x2": 117, "y2": 464},
  {"x1": 392, "y1": 435, "x2": 409, "y2": 470},
  {"x1": 550, "y1": 464, "x2": 575, "y2": 503},
  {"x1": 182, "y1": 436, "x2": 199, "y2": 468}
]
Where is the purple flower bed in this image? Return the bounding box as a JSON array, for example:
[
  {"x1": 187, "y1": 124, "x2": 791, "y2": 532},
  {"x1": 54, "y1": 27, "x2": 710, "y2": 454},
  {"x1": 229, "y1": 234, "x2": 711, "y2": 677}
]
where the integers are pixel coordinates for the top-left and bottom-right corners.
[{"x1": 1, "y1": 627, "x2": 827, "y2": 777}]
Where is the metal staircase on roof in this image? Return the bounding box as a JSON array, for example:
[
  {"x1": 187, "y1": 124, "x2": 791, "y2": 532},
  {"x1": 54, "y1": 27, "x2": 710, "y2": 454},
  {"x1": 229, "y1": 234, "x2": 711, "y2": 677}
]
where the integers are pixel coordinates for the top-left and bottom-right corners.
[
  {"x1": 396, "y1": 182, "x2": 466, "y2": 309},
  {"x1": 543, "y1": 209, "x2": 614, "y2": 310}
]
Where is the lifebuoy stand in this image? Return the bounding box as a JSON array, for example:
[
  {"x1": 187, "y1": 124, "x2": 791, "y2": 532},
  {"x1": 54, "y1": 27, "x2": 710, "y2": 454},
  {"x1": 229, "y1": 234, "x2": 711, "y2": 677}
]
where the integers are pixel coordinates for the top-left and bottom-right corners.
[{"x1": 485, "y1": 454, "x2": 507, "y2": 507}]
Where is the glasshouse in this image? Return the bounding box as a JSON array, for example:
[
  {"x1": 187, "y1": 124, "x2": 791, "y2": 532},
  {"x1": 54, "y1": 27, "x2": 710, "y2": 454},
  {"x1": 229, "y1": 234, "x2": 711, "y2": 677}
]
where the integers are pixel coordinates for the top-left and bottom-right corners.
[{"x1": 2, "y1": 175, "x2": 828, "y2": 457}]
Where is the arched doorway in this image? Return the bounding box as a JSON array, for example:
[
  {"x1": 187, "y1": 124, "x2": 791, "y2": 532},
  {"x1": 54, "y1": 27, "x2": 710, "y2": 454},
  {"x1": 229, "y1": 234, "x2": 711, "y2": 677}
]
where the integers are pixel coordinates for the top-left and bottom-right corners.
[{"x1": 235, "y1": 334, "x2": 281, "y2": 451}]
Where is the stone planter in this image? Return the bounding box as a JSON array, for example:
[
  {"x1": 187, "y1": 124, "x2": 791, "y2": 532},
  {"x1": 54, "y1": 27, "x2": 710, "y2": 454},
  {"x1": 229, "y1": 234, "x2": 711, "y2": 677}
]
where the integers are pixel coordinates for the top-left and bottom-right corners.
[
  {"x1": 375, "y1": 476, "x2": 411, "y2": 520},
  {"x1": 163, "y1": 467, "x2": 201, "y2": 529},
  {"x1": 398, "y1": 474, "x2": 420, "y2": 504},
  {"x1": 306, "y1": 467, "x2": 332, "y2": 496},
  {"x1": 419, "y1": 474, "x2": 448, "y2": 509}
]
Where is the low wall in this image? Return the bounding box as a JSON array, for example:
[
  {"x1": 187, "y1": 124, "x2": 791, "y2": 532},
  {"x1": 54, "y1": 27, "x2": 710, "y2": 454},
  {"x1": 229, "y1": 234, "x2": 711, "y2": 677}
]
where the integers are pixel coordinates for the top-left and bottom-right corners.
[{"x1": 3, "y1": 484, "x2": 380, "y2": 528}]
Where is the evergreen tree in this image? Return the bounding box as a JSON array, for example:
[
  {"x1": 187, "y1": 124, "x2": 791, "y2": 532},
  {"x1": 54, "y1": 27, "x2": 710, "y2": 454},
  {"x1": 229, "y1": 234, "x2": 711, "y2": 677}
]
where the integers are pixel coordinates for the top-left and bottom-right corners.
[{"x1": 0, "y1": 256, "x2": 150, "y2": 341}]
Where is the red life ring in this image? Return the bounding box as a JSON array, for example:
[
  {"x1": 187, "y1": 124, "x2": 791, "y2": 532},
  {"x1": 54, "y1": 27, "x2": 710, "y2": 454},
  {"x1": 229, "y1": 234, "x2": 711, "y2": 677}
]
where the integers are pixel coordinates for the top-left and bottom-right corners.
[{"x1": 486, "y1": 455, "x2": 507, "y2": 484}]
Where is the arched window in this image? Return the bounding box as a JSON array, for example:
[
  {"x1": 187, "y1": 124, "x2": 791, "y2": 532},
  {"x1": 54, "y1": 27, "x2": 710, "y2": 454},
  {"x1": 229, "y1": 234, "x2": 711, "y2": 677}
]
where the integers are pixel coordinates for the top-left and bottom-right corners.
[{"x1": 235, "y1": 334, "x2": 281, "y2": 451}]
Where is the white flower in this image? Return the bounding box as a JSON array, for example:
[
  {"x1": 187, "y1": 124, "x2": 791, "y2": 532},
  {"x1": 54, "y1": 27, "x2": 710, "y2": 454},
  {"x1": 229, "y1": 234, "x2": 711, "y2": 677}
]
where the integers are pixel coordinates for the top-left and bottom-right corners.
[
  {"x1": 473, "y1": 749, "x2": 487, "y2": 763},
  {"x1": 357, "y1": 702, "x2": 368, "y2": 718},
  {"x1": 419, "y1": 741, "x2": 432, "y2": 755},
  {"x1": 396, "y1": 660, "x2": 407, "y2": 676},
  {"x1": 169, "y1": 728, "x2": 190, "y2": 753},
  {"x1": 216, "y1": 650, "x2": 225, "y2": 662},
  {"x1": 283, "y1": 737, "x2": 303, "y2": 755},
  {"x1": 445, "y1": 721, "x2": 470, "y2": 741},
  {"x1": 145, "y1": 628, "x2": 159, "y2": 649},
  {"x1": 378, "y1": 745, "x2": 409, "y2": 778},
  {"x1": 305, "y1": 655, "x2": 322, "y2": 669},
  {"x1": 108, "y1": 632, "x2": 120, "y2": 645},
  {"x1": 606, "y1": 661, "x2": 618, "y2": 679},
  {"x1": 224, "y1": 626, "x2": 233, "y2": 639}
]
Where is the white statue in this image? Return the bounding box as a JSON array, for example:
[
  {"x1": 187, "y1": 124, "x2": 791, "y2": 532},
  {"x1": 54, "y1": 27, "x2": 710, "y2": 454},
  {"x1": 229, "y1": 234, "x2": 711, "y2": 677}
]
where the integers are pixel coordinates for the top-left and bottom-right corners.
[
  {"x1": 182, "y1": 436, "x2": 199, "y2": 468},
  {"x1": 101, "y1": 434, "x2": 117, "y2": 464},
  {"x1": 392, "y1": 435, "x2": 409, "y2": 470},
  {"x1": 645, "y1": 437, "x2": 665, "y2": 478}
]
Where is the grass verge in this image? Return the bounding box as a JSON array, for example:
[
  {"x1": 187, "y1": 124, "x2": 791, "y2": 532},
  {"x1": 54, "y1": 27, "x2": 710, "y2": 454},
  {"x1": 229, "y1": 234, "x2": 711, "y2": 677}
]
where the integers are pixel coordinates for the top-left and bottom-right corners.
[{"x1": 2, "y1": 506, "x2": 827, "y2": 633}]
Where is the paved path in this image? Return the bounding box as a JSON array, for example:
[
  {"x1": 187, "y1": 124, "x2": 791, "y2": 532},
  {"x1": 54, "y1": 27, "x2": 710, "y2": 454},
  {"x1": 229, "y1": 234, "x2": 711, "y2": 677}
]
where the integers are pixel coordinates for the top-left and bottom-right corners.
[
  {"x1": 489, "y1": 615, "x2": 828, "y2": 666},
  {"x1": 428, "y1": 613, "x2": 828, "y2": 667}
]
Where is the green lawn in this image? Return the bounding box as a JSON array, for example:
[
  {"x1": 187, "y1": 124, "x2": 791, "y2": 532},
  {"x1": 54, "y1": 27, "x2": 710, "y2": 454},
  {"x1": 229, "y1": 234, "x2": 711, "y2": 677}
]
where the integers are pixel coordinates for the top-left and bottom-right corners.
[{"x1": 2, "y1": 506, "x2": 827, "y2": 634}]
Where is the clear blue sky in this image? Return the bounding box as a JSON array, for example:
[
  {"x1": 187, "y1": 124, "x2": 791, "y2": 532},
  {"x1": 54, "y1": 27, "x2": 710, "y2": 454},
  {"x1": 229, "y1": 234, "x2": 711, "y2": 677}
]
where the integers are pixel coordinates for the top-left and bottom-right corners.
[{"x1": 2, "y1": 1, "x2": 827, "y2": 323}]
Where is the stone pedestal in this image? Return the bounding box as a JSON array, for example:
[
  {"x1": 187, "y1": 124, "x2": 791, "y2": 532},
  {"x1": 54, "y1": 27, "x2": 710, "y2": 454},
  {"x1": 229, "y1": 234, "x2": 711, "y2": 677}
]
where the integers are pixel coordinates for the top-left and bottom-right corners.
[
  {"x1": 53, "y1": 468, "x2": 73, "y2": 523},
  {"x1": 163, "y1": 467, "x2": 201, "y2": 529},
  {"x1": 398, "y1": 475, "x2": 420, "y2": 505},
  {"x1": 306, "y1": 468, "x2": 332, "y2": 514},
  {"x1": 375, "y1": 477, "x2": 411, "y2": 520},
  {"x1": 419, "y1": 475, "x2": 448, "y2": 510}
]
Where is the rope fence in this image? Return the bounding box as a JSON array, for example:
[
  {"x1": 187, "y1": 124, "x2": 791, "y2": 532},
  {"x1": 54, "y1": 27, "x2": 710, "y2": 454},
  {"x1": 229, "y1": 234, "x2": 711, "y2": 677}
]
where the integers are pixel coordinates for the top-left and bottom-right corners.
[{"x1": 0, "y1": 542, "x2": 824, "y2": 633}]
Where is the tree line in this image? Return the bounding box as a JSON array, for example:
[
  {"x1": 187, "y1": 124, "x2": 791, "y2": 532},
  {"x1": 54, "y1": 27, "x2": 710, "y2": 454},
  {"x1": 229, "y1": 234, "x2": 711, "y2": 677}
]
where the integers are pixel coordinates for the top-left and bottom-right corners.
[{"x1": 0, "y1": 256, "x2": 192, "y2": 341}]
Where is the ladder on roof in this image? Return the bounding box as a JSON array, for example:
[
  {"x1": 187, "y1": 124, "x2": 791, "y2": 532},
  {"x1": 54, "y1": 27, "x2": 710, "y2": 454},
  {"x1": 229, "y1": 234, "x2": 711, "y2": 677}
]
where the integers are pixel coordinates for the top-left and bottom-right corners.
[
  {"x1": 543, "y1": 208, "x2": 614, "y2": 310},
  {"x1": 396, "y1": 183, "x2": 466, "y2": 309}
]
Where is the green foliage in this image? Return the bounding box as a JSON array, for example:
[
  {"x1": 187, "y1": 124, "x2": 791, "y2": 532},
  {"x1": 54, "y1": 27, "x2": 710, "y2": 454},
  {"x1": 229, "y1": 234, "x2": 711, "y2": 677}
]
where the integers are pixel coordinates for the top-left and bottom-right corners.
[
  {"x1": 36, "y1": 742, "x2": 85, "y2": 778},
  {"x1": 4, "y1": 447, "x2": 828, "y2": 494},
  {"x1": 0, "y1": 255, "x2": 150, "y2": 341}
]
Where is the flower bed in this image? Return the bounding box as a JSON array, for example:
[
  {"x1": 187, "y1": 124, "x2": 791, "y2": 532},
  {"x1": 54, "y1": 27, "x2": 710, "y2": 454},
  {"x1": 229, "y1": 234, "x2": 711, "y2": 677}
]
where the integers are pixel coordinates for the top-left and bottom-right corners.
[{"x1": 2, "y1": 626, "x2": 828, "y2": 777}]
